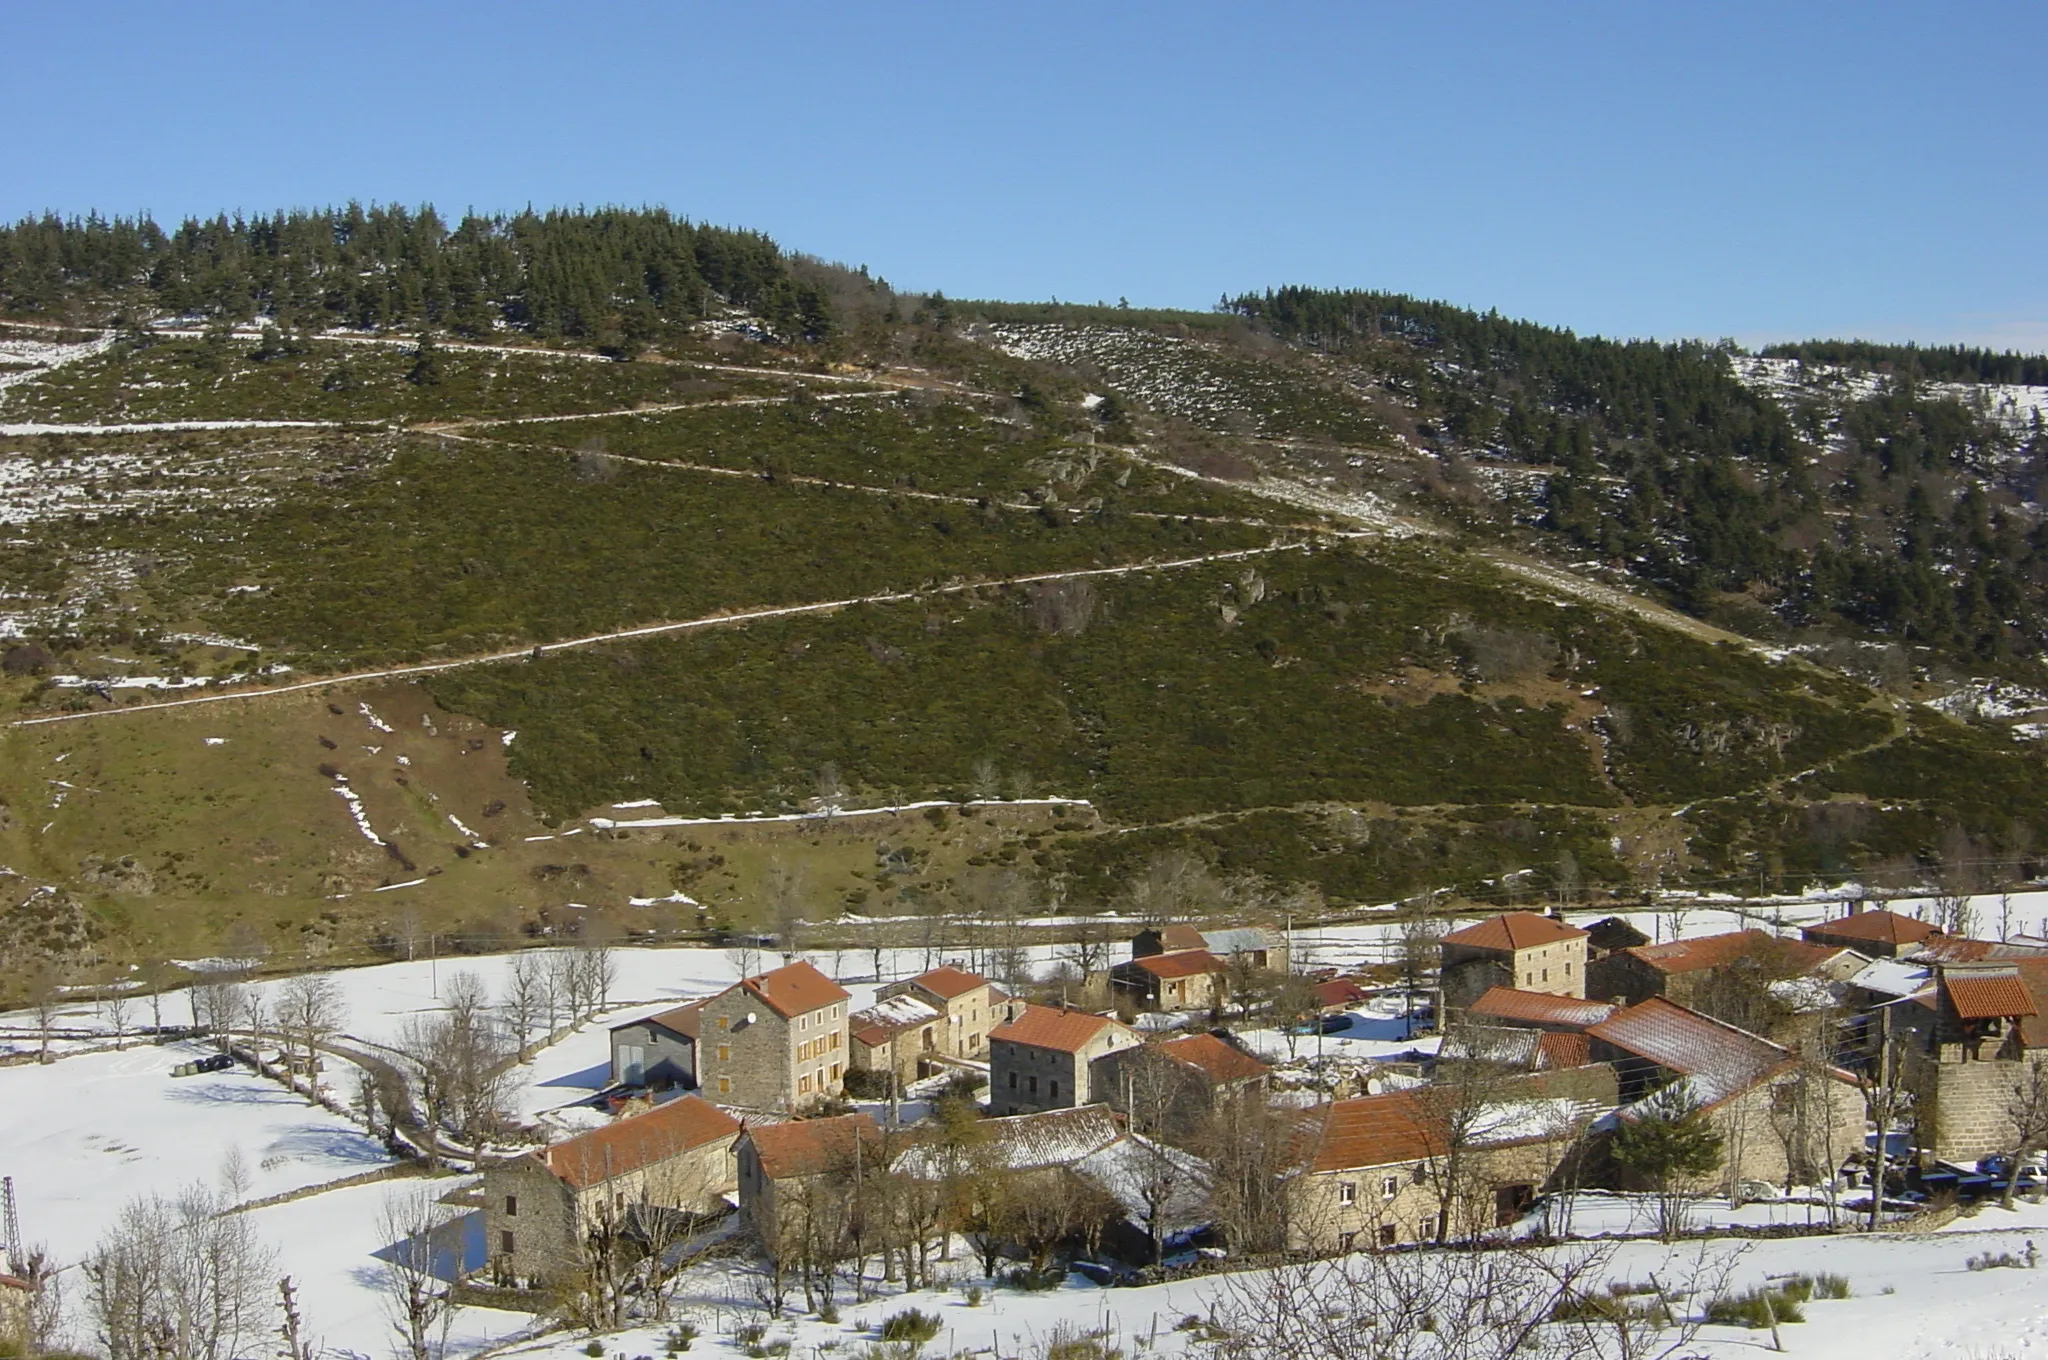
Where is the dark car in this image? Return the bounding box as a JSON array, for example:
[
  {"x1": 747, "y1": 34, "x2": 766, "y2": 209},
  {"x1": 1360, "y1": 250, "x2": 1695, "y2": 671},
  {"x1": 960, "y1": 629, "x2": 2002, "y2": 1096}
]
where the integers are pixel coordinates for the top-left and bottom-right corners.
[{"x1": 198, "y1": 1052, "x2": 235, "y2": 1072}]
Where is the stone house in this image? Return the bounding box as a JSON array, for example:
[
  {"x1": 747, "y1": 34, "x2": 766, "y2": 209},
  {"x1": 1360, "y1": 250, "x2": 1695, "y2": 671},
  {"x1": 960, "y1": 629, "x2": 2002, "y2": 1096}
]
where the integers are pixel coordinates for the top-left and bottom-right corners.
[
  {"x1": 482, "y1": 1094, "x2": 741, "y2": 1283},
  {"x1": 1587, "y1": 930, "x2": 1861, "y2": 1012},
  {"x1": 736, "y1": 1112, "x2": 881, "y2": 1262},
  {"x1": 697, "y1": 960, "x2": 852, "y2": 1111},
  {"x1": 1885, "y1": 960, "x2": 2048, "y2": 1162},
  {"x1": 851, "y1": 965, "x2": 997, "y2": 1086},
  {"x1": 1800, "y1": 907, "x2": 1945, "y2": 959},
  {"x1": 1286, "y1": 1090, "x2": 1594, "y2": 1253},
  {"x1": 1133, "y1": 923, "x2": 1289, "y2": 975},
  {"x1": 988, "y1": 1004, "x2": 1143, "y2": 1116},
  {"x1": 1439, "y1": 913, "x2": 1588, "y2": 1012},
  {"x1": 0, "y1": 1272, "x2": 32, "y2": 1351},
  {"x1": 610, "y1": 999, "x2": 705, "y2": 1090},
  {"x1": 1109, "y1": 949, "x2": 1227, "y2": 1012},
  {"x1": 1585, "y1": 998, "x2": 1863, "y2": 1192},
  {"x1": 1100, "y1": 1031, "x2": 1270, "y2": 1126}
]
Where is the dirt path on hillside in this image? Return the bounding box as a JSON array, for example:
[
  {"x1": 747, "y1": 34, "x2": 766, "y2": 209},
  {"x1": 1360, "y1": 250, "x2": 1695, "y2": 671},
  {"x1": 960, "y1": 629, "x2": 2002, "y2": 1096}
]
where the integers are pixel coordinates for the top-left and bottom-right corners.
[{"x1": 6, "y1": 541, "x2": 1316, "y2": 729}]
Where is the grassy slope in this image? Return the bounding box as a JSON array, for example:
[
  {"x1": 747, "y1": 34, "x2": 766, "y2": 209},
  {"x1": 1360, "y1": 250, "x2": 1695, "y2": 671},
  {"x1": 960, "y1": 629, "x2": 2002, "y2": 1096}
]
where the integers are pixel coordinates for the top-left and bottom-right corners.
[{"x1": 7, "y1": 315, "x2": 2048, "y2": 983}]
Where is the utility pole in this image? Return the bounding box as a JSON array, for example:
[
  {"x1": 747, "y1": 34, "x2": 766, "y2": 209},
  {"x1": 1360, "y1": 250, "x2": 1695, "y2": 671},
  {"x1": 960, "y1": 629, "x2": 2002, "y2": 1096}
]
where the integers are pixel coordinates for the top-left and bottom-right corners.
[
  {"x1": 1868, "y1": 1004, "x2": 1894, "y2": 1234},
  {"x1": 2, "y1": 1175, "x2": 22, "y2": 1277}
]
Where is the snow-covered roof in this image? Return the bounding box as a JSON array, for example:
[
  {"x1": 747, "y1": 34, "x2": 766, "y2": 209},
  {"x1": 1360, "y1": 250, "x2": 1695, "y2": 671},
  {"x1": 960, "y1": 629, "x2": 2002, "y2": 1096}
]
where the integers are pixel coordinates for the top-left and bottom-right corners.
[
  {"x1": 1200, "y1": 926, "x2": 1282, "y2": 956},
  {"x1": 892, "y1": 1104, "x2": 1122, "y2": 1179},
  {"x1": 1072, "y1": 1134, "x2": 1210, "y2": 1230},
  {"x1": 851, "y1": 993, "x2": 942, "y2": 1045},
  {"x1": 1850, "y1": 957, "x2": 1932, "y2": 999}
]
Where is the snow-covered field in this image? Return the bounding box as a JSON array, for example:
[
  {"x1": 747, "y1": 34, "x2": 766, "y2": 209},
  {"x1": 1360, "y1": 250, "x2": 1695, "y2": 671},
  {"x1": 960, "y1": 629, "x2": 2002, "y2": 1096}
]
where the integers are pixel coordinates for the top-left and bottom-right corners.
[{"x1": 13, "y1": 888, "x2": 2048, "y2": 1355}]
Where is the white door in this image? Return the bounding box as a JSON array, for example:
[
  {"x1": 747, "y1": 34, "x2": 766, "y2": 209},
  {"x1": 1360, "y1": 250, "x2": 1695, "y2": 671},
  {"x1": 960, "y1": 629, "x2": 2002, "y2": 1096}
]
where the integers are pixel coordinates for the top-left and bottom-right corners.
[{"x1": 621, "y1": 1044, "x2": 645, "y2": 1085}]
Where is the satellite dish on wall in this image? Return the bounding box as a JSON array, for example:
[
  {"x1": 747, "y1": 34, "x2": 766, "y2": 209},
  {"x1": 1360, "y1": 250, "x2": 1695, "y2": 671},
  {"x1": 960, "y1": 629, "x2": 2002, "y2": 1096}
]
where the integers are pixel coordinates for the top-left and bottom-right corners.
[{"x1": 747, "y1": 1011, "x2": 758, "y2": 1024}]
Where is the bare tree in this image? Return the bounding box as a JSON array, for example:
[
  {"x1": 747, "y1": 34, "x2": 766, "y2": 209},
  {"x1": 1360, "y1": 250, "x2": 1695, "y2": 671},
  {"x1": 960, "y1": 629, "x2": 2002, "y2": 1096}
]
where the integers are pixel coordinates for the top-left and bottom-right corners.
[
  {"x1": 277, "y1": 1276, "x2": 318, "y2": 1360},
  {"x1": 504, "y1": 952, "x2": 546, "y2": 1061},
  {"x1": 1058, "y1": 914, "x2": 1116, "y2": 987},
  {"x1": 29, "y1": 968, "x2": 61, "y2": 1064},
  {"x1": 576, "y1": 935, "x2": 619, "y2": 1015},
  {"x1": 239, "y1": 989, "x2": 270, "y2": 1058},
  {"x1": 2001, "y1": 1056, "x2": 2048, "y2": 1208},
  {"x1": 101, "y1": 986, "x2": 134, "y2": 1050},
  {"x1": 84, "y1": 1183, "x2": 278, "y2": 1360},
  {"x1": 194, "y1": 979, "x2": 243, "y2": 1054},
  {"x1": 1197, "y1": 1092, "x2": 1298, "y2": 1256},
  {"x1": 7, "y1": 1241, "x2": 66, "y2": 1358},
  {"x1": 378, "y1": 1186, "x2": 461, "y2": 1360},
  {"x1": 1205, "y1": 1238, "x2": 1738, "y2": 1360},
  {"x1": 764, "y1": 858, "x2": 809, "y2": 964},
  {"x1": 275, "y1": 973, "x2": 346, "y2": 1084},
  {"x1": 547, "y1": 948, "x2": 582, "y2": 1030}
]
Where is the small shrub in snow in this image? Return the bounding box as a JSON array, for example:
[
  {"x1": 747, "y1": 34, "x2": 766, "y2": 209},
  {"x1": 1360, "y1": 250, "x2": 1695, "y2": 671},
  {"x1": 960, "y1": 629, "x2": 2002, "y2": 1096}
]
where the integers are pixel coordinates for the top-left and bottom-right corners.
[
  {"x1": 584, "y1": 1343, "x2": 603, "y2": 1357},
  {"x1": 961, "y1": 1285, "x2": 984, "y2": 1307},
  {"x1": 1041, "y1": 1325, "x2": 1124, "y2": 1360},
  {"x1": 1704, "y1": 1286, "x2": 1806, "y2": 1328},
  {"x1": 734, "y1": 1325, "x2": 767, "y2": 1347},
  {"x1": 1968, "y1": 1251, "x2": 2029, "y2": 1271},
  {"x1": 877, "y1": 1309, "x2": 941, "y2": 1343},
  {"x1": 664, "y1": 1322, "x2": 699, "y2": 1352},
  {"x1": 818, "y1": 1302, "x2": 840, "y2": 1324}
]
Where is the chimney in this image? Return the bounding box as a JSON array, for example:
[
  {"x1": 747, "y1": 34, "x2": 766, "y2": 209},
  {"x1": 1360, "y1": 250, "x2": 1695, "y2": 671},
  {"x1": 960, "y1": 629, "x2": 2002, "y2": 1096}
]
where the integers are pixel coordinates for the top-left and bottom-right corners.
[{"x1": 1849, "y1": 898, "x2": 1865, "y2": 916}]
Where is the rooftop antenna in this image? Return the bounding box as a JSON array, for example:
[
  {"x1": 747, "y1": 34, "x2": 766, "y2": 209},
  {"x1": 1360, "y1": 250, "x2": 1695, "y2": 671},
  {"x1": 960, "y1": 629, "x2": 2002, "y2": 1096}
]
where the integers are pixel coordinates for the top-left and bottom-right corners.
[{"x1": 2, "y1": 1175, "x2": 22, "y2": 1277}]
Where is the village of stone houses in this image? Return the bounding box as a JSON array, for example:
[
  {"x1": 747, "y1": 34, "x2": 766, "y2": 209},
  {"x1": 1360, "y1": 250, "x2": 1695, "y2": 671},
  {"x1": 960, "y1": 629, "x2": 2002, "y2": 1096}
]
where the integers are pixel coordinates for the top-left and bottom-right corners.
[{"x1": 14, "y1": 890, "x2": 2048, "y2": 1360}]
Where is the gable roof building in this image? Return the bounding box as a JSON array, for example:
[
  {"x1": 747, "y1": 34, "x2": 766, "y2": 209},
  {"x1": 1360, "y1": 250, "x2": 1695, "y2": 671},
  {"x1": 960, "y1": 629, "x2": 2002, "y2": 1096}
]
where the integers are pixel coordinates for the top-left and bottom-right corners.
[
  {"x1": 1801, "y1": 908, "x2": 1944, "y2": 958},
  {"x1": 988, "y1": 1004, "x2": 1143, "y2": 1116},
  {"x1": 484, "y1": 1094, "x2": 742, "y2": 1280},
  {"x1": 1467, "y1": 987, "x2": 1616, "y2": 1031},
  {"x1": 1441, "y1": 913, "x2": 1590, "y2": 1009}
]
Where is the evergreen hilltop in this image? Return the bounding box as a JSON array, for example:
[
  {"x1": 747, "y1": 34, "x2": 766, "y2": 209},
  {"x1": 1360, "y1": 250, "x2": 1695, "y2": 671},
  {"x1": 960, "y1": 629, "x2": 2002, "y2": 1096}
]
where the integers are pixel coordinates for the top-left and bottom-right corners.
[
  {"x1": 3, "y1": 202, "x2": 2048, "y2": 983},
  {"x1": 0, "y1": 205, "x2": 836, "y2": 345}
]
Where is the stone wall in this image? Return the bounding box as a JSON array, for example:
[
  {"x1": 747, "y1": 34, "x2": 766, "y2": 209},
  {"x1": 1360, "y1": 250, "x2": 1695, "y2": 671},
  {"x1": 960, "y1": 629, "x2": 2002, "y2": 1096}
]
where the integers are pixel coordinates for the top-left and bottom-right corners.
[{"x1": 1904, "y1": 1045, "x2": 2046, "y2": 1163}]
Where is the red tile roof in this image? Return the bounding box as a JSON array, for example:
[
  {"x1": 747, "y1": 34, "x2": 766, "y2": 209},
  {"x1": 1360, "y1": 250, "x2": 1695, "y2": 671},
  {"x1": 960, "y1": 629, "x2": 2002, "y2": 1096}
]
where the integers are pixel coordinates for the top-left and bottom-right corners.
[
  {"x1": 740, "y1": 960, "x2": 850, "y2": 1019},
  {"x1": 906, "y1": 965, "x2": 988, "y2": 1001},
  {"x1": 744, "y1": 1112, "x2": 880, "y2": 1180},
  {"x1": 1944, "y1": 971, "x2": 2039, "y2": 1021},
  {"x1": 1312, "y1": 978, "x2": 1370, "y2": 1010},
  {"x1": 0, "y1": 1273, "x2": 31, "y2": 1292},
  {"x1": 1303, "y1": 1092, "x2": 1440, "y2": 1172},
  {"x1": 1158, "y1": 1032, "x2": 1269, "y2": 1084},
  {"x1": 1468, "y1": 987, "x2": 1615, "y2": 1029},
  {"x1": 541, "y1": 1094, "x2": 741, "y2": 1190},
  {"x1": 1622, "y1": 930, "x2": 1841, "y2": 976},
  {"x1": 1913, "y1": 938, "x2": 2048, "y2": 964},
  {"x1": 991, "y1": 1003, "x2": 1131, "y2": 1054},
  {"x1": 1802, "y1": 909, "x2": 1942, "y2": 948},
  {"x1": 644, "y1": 998, "x2": 706, "y2": 1041},
  {"x1": 1586, "y1": 997, "x2": 1789, "y2": 1106},
  {"x1": 1155, "y1": 923, "x2": 1209, "y2": 952},
  {"x1": 1443, "y1": 913, "x2": 1587, "y2": 952},
  {"x1": 1536, "y1": 1032, "x2": 1592, "y2": 1070},
  {"x1": 1130, "y1": 949, "x2": 1225, "y2": 980}
]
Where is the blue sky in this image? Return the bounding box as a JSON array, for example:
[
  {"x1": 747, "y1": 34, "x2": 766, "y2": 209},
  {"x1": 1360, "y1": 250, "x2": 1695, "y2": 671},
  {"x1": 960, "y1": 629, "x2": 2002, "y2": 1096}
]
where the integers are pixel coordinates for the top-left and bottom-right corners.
[{"x1": 3, "y1": 2, "x2": 2042, "y2": 348}]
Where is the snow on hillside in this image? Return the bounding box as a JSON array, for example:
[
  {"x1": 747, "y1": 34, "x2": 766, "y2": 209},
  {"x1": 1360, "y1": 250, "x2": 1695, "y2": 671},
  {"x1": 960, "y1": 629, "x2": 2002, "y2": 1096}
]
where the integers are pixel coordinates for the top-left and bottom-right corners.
[{"x1": 1729, "y1": 353, "x2": 2048, "y2": 438}]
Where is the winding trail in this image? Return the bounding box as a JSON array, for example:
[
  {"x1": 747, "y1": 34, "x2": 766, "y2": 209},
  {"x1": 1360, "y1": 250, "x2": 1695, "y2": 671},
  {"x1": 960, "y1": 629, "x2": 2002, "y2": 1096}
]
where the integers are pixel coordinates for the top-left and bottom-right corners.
[{"x1": 6, "y1": 540, "x2": 1321, "y2": 729}]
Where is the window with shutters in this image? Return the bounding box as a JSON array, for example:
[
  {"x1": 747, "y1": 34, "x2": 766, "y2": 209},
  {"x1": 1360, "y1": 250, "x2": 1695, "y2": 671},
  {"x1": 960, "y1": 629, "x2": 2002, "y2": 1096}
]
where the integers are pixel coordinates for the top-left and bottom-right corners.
[{"x1": 1338, "y1": 1181, "x2": 1356, "y2": 1206}]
